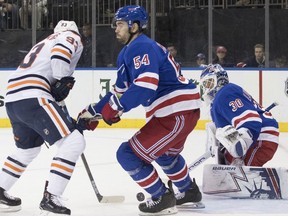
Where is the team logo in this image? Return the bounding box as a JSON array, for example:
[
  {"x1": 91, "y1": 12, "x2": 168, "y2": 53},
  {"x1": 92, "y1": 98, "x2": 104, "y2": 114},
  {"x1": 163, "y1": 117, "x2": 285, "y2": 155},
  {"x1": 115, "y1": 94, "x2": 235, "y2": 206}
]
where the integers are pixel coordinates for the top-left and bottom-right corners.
[
  {"x1": 43, "y1": 128, "x2": 49, "y2": 135},
  {"x1": 285, "y1": 78, "x2": 288, "y2": 97}
]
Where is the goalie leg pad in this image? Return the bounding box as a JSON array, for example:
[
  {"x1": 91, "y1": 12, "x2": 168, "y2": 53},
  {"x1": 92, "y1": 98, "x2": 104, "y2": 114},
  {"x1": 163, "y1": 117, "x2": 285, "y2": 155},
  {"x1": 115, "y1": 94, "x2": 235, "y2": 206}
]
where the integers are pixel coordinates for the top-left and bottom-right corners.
[{"x1": 202, "y1": 164, "x2": 287, "y2": 199}]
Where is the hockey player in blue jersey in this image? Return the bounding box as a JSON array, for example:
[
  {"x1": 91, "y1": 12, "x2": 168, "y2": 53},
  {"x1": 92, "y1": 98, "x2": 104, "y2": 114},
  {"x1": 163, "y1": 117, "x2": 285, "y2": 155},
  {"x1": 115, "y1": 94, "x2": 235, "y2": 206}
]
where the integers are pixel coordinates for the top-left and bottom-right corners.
[
  {"x1": 78, "y1": 5, "x2": 203, "y2": 215},
  {"x1": 199, "y1": 64, "x2": 279, "y2": 166}
]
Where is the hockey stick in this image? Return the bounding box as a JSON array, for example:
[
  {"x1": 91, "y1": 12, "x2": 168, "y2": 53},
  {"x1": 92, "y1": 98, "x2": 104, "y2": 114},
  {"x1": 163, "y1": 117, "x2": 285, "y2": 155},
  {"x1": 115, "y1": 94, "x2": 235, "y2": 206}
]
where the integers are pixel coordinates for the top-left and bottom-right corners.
[
  {"x1": 80, "y1": 153, "x2": 125, "y2": 203},
  {"x1": 265, "y1": 101, "x2": 278, "y2": 112},
  {"x1": 187, "y1": 101, "x2": 279, "y2": 172},
  {"x1": 58, "y1": 101, "x2": 125, "y2": 203},
  {"x1": 188, "y1": 151, "x2": 213, "y2": 172}
]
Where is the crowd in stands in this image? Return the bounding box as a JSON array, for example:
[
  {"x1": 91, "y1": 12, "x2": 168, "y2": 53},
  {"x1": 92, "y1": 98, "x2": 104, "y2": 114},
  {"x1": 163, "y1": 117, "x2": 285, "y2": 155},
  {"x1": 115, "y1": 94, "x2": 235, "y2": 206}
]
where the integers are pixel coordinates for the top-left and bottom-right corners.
[
  {"x1": 0, "y1": 0, "x2": 48, "y2": 30},
  {"x1": 0, "y1": 1, "x2": 287, "y2": 68},
  {"x1": 165, "y1": 43, "x2": 287, "y2": 68}
]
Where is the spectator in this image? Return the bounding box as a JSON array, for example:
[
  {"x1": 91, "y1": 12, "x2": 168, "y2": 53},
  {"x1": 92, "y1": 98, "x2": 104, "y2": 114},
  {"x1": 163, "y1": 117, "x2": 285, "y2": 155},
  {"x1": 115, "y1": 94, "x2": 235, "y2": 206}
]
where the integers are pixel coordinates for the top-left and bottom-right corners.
[
  {"x1": 77, "y1": 23, "x2": 107, "y2": 68},
  {"x1": 78, "y1": 23, "x2": 92, "y2": 67},
  {"x1": 166, "y1": 42, "x2": 183, "y2": 65},
  {"x1": 212, "y1": 46, "x2": 235, "y2": 67},
  {"x1": 166, "y1": 43, "x2": 178, "y2": 58},
  {"x1": 0, "y1": 2, "x2": 5, "y2": 31},
  {"x1": 274, "y1": 55, "x2": 287, "y2": 68},
  {"x1": 237, "y1": 44, "x2": 265, "y2": 68},
  {"x1": 0, "y1": 0, "x2": 19, "y2": 29},
  {"x1": 235, "y1": 0, "x2": 250, "y2": 7},
  {"x1": 19, "y1": 0, "x2": 48, "y2": 30},
  {"x1": 195, "y1": 53, "x2": 206, "y2": 67}
]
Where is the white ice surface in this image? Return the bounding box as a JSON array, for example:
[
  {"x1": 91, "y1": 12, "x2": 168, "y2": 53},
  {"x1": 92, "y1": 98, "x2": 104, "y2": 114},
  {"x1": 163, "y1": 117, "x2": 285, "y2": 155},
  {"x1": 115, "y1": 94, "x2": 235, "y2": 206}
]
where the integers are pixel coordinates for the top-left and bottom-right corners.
[{"x1": 0, "y1": 128, "x2": 287, "y2": 216}]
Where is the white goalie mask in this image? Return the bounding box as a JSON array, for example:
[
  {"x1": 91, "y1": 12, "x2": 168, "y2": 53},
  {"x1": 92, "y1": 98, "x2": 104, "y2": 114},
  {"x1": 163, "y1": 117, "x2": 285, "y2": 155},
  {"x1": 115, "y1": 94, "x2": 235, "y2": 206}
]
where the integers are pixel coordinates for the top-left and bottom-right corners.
[
  {"x1": 200, "y1": 64, "x2": 229, "y2": 105},
  {"x1": 54, "y1": 20, "x2": 80, "y2": 35}
]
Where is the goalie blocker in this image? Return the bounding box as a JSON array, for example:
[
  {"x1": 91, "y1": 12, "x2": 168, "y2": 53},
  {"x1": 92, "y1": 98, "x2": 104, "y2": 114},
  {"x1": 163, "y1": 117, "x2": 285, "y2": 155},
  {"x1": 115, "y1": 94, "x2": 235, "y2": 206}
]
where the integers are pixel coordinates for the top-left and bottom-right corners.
[{"x1": 202, "y1": 164, "x2": 288, "y2": 199}]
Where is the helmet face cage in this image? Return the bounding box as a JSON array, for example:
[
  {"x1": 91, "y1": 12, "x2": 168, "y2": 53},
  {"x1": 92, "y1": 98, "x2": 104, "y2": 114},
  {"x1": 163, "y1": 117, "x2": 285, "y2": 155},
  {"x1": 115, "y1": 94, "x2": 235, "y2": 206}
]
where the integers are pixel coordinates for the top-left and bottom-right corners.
[
  {"x1": 111, "y1": 5, "x2": 148, "y2": 29},
  {"x1": 200, "y1": 64, "x2": 229, "y2": 103}
]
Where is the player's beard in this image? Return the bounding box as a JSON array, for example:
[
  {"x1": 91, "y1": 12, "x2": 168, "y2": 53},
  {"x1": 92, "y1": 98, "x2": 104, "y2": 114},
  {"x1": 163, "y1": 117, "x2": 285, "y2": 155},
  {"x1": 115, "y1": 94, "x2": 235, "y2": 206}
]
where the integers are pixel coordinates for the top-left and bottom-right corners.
[{"x1": 116, "y1": 33, "x2": 130, "y2": 44}]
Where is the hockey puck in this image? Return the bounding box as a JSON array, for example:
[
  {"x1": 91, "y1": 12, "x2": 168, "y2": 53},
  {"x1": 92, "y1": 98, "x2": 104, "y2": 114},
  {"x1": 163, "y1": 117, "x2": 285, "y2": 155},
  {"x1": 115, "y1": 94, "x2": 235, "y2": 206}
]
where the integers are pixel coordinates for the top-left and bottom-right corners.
[{"x1": 136, "y1": 192, "x2": 145, "y2": 202}]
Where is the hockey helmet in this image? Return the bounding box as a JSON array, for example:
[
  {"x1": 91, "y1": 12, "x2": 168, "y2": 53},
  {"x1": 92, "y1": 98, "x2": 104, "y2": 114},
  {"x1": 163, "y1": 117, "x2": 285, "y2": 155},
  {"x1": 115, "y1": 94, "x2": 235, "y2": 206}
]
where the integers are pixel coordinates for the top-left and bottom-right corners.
[
  {"x1": 111, "y1": 5, "x2": 148, "y2": 29},
  {"x1": 54, "y1": 20, "x2": 80, "y2": 35},
  {"x1": 200, "y1": 64, "x2": 229, "y2": 104}
]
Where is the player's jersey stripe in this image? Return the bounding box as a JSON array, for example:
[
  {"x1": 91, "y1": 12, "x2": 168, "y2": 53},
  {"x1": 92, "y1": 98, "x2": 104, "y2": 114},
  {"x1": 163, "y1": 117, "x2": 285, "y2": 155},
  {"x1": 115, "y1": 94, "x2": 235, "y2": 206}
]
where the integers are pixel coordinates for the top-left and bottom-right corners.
[
  {"x1": 2, "y1": 169, "x2": 21, "y2": 178},
  {"x1": 7, "y1": 79, "x2": 50, "y2": 90},
  {"x1": 51, "y1": 163, "x2": 73, "y2": 173},
  {"x1": 1, "y1": 156, "x2": 27, "y2": 179},
  {"x1": 54, "y1": 43, "x2": 73, "y2": 54},
  {"x1": 6, "y1": 86, "x2": 51, "y2": 96},
  {"x1": 167, "y1": 165, "x2": 188, "y2": 182},
  {"x1": 6, "y1": 74, "x2": 51, "y2": 97},
  {"x1": 130, "y1": 115, "x2": 185, "y2": 163},
  {"x1": 51, "y1": 47, "x2": 72, "y2": 59},
  {"x1": 50, "y1": 170, "x2": 71, "y2": 180},
  {"x1": 134, "y1": 72, "x2": 159, "y2": 90},
  {"x1": 39, "y1": 98, "x2": 70, "y2": 137},
  {"x1": 232, "y1": 110, "x2": 261, "y2": 128},
  {"x1": 51, "y1": 55, "x2": 71, "y2": 64},
  {"x1": 8, "y1": 74, "x2": 50, "y2": 84},
  {"x1": 50, "y1": 157, "x2": 76, "y2": 180},
  {"x1": 258, "y1": 126, "x2": 279, "y2": 143},
  {"x1": 6, "y1": 156, "x2": 27, "y2": 168},
  {"x1": 4, "y1": 162, "x2": 25, "y2": 173},
  {"x1": 53, "y1": 157, "x2": 76, "y2": 166},
  {"x1": 145, "y1": 89, "x2": 201, "y2": 120},
  {"x1": 136, "y1": 169, "x2": 159, "y2": 188}
]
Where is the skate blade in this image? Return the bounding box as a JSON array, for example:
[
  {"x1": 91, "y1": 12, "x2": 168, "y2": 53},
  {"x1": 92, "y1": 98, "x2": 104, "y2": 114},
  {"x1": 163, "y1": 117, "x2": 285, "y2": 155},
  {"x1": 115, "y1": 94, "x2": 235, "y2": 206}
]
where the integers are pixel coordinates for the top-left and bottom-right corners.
[
  {"x1": 0, "y1": 203, "x2": 21, "y2": 212},
  {"x1": 39, "y1": 209, "x2": 70, "y2": 216},
  {"x1": 177, "y1": 201, "x2": 205, "y2": 209},
  {"x1": 139, "y1": 206, "x2": 178, "y2": 215}
]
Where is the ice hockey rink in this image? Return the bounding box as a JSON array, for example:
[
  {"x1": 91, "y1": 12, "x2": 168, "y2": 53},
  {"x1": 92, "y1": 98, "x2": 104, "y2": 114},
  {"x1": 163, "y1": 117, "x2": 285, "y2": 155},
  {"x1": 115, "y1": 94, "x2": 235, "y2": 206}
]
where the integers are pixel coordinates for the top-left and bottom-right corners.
[{"x1": 0, "y1": 128, "x2": 288, "y2": 216}]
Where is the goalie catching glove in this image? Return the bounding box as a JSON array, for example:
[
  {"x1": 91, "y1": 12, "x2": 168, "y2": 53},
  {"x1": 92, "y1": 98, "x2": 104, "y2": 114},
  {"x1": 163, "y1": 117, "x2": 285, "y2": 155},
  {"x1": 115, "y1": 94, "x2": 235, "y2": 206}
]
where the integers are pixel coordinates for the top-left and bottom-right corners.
[
  {"x1": 51, "y1": 76, "x2": 75, "y2": 102},
  {"x1": 215, "y1": 125, "x2": 253, "y2": 158},
  {"x1": 77, "y1": 104, "x2": 102, "y2": 131}
]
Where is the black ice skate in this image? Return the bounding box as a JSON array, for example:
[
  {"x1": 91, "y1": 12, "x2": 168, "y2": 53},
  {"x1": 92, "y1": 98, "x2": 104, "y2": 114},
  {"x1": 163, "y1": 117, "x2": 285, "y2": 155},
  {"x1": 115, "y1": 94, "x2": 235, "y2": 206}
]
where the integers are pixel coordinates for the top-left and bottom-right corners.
[
  {"x1": 0, "y1": 187, "x2": 21, "y2": 212},
  {"x1": 175, "y1": 178, "x2": 205, "y2": 209},
  {"x1": 138, "y1": 182, "x2": 177, "y2": 215},
  {"x1": 39, "y1": 191, "x2": 71, "y2": 215}
]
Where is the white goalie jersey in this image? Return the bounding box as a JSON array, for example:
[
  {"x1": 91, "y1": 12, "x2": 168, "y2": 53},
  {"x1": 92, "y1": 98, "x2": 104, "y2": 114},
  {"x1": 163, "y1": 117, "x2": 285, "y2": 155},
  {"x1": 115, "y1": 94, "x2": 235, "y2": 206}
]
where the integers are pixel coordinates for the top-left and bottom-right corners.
[{"x1": 5, "y1": 31, "x2": 83, "y2": 103}]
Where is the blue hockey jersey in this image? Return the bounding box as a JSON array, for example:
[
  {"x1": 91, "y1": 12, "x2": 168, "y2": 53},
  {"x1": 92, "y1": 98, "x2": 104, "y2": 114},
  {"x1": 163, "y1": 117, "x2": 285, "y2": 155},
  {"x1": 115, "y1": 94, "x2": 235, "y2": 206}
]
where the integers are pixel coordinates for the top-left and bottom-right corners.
[
  {"x1": 112, "y1": 34, "x2": 202, "y2": 121},
  {"x1": 211, "y1": 83, "x2": 279, "y2": 145}
]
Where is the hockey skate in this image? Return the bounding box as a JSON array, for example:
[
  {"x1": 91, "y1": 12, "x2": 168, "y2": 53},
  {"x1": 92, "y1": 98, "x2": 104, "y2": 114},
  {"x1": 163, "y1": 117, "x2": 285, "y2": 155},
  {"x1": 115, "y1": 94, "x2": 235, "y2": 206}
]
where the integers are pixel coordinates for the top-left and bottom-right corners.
[
  {"x1": 0, "y1": 187, "x2": 21, "y2": 212},
  {"x1": 138, "y1": 182, "x2": 177, "y2": 216},
  {"x1": 174, "y1": 178, "x2": 205, "y2": 209},
  {"x1": 39, "y1": 191, "x2": 71, "y2": 215}
]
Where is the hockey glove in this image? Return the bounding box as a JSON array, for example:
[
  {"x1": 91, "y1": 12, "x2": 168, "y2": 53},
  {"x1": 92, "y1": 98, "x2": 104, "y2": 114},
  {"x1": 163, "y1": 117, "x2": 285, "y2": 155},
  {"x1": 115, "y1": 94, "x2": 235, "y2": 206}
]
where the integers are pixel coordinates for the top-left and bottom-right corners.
[
  {"x1": 51, "y1": 76, "x2": 75, "y2": 102},
  {"x1": 76, "y1": 118, "x2": 99, "y2": 132},
  {"x1": 102, "y1": 94, "x2": 123, "y2": 126},
  {"x1": 77, "y1": 103, "x2": 102, "y2": 131},
  {"x1": 215, "y1": 125, "x2": 253, "y2": 158}
]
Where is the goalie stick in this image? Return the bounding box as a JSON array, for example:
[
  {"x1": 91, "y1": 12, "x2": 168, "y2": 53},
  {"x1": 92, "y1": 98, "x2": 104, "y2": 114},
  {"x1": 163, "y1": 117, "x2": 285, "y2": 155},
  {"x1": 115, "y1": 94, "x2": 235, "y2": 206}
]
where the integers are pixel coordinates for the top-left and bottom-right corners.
[
  {"x1": 187, "y1": 101, "x2": 279, "y2": 172},
  {"x1": 58, "y1": 101, "x2": 125, "y2": 203}
]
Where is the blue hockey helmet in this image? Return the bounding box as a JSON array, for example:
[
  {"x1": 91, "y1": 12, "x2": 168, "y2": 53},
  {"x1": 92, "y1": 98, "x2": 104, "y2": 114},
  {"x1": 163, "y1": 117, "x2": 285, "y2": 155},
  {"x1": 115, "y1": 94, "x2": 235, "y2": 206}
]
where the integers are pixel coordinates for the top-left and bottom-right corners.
[
  {"x1": 200, "y1": 64, "x2": 229, "y2": 104},
  {"x1": 112, "y1": 5, "x2": 148, "y2": 29}
]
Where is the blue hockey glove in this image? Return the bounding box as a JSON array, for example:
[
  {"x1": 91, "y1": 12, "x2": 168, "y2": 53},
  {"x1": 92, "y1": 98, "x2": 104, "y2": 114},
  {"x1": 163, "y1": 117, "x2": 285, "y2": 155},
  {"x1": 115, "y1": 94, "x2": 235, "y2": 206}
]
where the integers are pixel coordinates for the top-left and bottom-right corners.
[
  {"x1": 102, "y1": 94, "x2": 123, "y2": 126},
  {"x1": 51, "y1": 76, "x2": 75, "y2": 102}
]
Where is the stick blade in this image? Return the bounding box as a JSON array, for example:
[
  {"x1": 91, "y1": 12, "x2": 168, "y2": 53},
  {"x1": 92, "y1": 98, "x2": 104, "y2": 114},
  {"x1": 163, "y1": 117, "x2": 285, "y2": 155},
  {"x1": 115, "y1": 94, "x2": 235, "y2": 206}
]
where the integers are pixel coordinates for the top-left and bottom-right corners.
[
  {"x1": 99, "y1": 195, "x2": 125, "y2": 203},
  {"x1": 177, "y1": 201, "x2": 205, "y2": 210}
]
